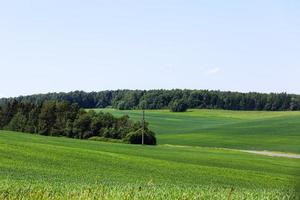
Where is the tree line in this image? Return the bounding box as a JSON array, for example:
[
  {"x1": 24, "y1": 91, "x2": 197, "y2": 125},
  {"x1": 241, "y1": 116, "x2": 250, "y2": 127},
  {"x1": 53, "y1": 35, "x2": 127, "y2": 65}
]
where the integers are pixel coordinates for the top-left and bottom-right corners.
[
  {"x1": 0, "y1": 100, "x2": 156, "y2": 145},
  {"x1": 1, "y1": 89, "x2": 300, "y2": 111}
]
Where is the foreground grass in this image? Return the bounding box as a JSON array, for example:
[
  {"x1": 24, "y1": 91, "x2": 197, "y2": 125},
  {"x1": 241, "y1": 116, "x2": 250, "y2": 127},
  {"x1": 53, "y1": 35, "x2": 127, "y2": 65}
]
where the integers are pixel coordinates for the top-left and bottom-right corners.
[
  {"x1": 0, "y1": 130, "x2": 299, "y2": 199},
  {"x1": 96, "y1": 109, "x2": 300, "y2": 153},
  {"x1": 1, "y1": 183, "x2": 298, "y2": 200}
]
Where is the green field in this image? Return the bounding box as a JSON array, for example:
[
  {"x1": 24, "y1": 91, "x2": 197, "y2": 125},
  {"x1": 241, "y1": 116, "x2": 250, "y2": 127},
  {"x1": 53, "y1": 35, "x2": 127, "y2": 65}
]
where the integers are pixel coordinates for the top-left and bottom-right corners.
[
  {"x1": 0, "y1": 130, "x2": 299, "y2": 199},
  {"x1": 95, "y1": 109, "x2": 300, "y2": 153},
  {"x1": 1, "y1": 109, "x2": 300, "y2": 199}
]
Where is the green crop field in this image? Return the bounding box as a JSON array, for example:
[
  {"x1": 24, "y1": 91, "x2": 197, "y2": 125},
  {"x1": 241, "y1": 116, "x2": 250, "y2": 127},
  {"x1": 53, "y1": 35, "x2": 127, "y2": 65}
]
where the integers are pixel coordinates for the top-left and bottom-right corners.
[
  {"x1": 94, "y1": 109, "x2": 300, "y2": 153},
  {"x1": 0, "y1": 130, "x2": 299, "y2": 199},
  {"x1": 1, "y1": 109, "x2": 300, "y2": 199}
]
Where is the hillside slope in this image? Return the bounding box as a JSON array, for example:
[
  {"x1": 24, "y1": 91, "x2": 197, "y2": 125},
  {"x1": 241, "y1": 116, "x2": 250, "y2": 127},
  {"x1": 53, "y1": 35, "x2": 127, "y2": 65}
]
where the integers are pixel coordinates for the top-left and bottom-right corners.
[
  {"x1": 97, "y1": 109, "x2": 300, "y2": 153},
  {"x1": 0, "y1": 130, "x2": 299, "y2": 199}
]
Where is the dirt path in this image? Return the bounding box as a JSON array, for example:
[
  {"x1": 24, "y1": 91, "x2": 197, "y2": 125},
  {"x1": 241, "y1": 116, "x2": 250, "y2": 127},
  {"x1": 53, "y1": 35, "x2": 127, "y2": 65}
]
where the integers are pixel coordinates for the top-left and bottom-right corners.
[
  {"x1": 163, "y1": 144, "x2": 300, "y2": 159},
  {"x1": 240, "y1": 150, "x2": 300, "y2": 159}
]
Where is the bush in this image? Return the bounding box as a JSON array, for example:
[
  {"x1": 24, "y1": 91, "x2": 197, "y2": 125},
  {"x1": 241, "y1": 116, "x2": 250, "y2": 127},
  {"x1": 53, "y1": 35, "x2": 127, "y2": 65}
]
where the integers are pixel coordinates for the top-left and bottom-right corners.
[
  {"x1": 124, "y1": 129, "x2": 156, "y2": 145},
  {"x1": 170, "y1": 100, "x2": 188, "y2": 112}
]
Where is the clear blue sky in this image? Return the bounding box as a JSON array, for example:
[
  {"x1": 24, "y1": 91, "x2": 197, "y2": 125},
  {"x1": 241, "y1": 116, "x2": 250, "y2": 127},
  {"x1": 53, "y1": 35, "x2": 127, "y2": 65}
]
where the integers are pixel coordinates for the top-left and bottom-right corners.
[{"x1": 0, "y1": 0, "x2": 299, "y2": 97}]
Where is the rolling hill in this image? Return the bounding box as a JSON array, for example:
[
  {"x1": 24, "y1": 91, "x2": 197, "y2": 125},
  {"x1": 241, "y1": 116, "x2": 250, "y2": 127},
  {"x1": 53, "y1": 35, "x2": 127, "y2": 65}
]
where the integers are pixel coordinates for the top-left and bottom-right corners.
[
  {"x1": 1, "y1": 109, "x2": 300, "y2": 199},
  {"x1": 95, "y1": 109, "x2": 300, "y2": 153},
  {"x1": 0, "y1": 130, "x2": 299, "y2": 199}
]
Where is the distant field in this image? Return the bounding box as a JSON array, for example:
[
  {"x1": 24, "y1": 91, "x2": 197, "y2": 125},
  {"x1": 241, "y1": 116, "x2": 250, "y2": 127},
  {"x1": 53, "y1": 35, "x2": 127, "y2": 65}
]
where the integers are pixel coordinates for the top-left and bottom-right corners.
[
  {"x1": 94, "y1": 109, "x2": 300, "y2": 153},
  {"x1": 0, "y1": 130, "x2": 299, "y2": 199}
]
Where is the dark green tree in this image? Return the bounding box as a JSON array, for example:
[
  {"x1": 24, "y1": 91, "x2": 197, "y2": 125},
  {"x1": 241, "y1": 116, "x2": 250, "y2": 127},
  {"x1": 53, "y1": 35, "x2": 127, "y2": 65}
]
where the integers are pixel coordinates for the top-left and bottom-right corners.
[
  {"x1": 170, "y1": 100, "x2": 188, "y2": 112},
  {"x1": 72, "y1": 111, "x2": 92, "y2": 139},
  {"x1": 38, "y1": 101, "x2": 56, "y2": 135}
]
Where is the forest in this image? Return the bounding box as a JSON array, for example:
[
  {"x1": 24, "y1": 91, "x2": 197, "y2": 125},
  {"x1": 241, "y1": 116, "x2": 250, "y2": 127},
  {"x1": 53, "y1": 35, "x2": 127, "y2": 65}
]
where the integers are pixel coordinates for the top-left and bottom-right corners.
[
  {"x1": 1, "y1": 89, "x2": 300, "y2": 111},
  {"x1": 0, "y1": 100, "x2": 156, "y2": 145}
]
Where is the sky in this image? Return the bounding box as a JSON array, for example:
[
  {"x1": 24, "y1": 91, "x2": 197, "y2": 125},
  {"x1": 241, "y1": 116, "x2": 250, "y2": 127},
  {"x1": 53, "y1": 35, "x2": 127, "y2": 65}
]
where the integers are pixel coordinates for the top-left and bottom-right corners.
[{"x1": 0, "y1": 0, "x2": 300, "y2": 98}]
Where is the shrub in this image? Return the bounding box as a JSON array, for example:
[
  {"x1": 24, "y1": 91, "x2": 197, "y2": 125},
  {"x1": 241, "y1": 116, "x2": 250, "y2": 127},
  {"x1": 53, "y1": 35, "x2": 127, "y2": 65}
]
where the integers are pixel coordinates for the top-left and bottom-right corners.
[{"x1": 124, "y1": 129, "x2": 156, "y2": 145}]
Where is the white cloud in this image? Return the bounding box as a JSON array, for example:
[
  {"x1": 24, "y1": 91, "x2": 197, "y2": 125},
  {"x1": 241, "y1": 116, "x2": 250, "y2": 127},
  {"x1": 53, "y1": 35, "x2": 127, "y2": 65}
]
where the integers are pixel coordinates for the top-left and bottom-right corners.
[{"x1": 206, "y1": 67, "x2": 221, "y2": 75}]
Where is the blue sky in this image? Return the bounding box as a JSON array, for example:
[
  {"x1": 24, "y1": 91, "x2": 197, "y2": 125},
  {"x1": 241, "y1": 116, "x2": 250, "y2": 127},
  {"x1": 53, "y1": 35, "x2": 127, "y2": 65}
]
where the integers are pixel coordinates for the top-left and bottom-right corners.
[{"x1": 0, "y1": 0, "x2": 299, "y2": 97}]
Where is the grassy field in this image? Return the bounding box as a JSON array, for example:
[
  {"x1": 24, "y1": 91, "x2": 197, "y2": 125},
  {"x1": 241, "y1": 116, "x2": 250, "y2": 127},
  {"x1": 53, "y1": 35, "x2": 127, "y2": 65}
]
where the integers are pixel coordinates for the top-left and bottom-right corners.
[
  {"x1": 1, "y1": 109, "x2": 300, "y2": 199},
  {"x1": 95, "y1": 109, "x2": 300, "y2": 153},
  {"x1": 0, "y1": 130, "x2": 300, "y2": 199}
]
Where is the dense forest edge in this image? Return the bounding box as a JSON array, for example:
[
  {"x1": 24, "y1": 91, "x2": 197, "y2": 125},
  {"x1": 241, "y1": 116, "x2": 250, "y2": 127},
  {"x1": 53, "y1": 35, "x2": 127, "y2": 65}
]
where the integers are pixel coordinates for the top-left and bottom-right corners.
[
  {"x1": 0, "y1": 100, "x2": 156, "y2": 145},
  {"x1": 1, "y1": 89, "x2": 300, "y2": 111}
]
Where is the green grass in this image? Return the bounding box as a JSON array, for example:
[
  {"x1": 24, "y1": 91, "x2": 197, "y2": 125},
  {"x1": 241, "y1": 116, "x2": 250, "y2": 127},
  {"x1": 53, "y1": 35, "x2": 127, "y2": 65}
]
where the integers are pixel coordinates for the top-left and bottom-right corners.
[
  {"x1": 2, "y1": 109, "x2": 300, "y2": 199},
  {"x1": 94, "y1": 109, "x2": 300, "y2": 153},
  {"x1": 0, "y1": 130, "x2": 299, "y2": 199}
]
